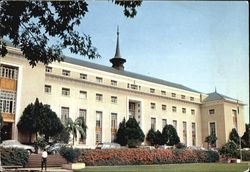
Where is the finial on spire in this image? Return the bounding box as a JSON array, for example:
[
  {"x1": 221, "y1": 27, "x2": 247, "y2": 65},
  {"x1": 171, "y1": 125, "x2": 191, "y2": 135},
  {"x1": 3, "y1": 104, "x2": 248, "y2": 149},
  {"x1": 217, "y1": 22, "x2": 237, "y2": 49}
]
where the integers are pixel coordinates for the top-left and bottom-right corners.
[
  {"x1": 117, "y1": 25, "x2": 119, "y2": 36},
  {"x1": 114, "y1": 25, "x2": 121, "y2": 59},
  {"x1": 215, "y1": 87, "x2": 217, "y2": 93}
]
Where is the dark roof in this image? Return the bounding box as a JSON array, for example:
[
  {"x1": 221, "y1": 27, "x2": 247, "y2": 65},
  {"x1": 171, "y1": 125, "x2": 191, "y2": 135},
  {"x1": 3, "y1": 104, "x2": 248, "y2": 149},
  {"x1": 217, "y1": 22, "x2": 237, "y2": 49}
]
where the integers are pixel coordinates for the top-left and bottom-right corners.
[
  {"x1": 63, "y1": 56, "x2": 200, "y2": 93},
  {"x1": 203, "y1": 92, "x2": 240, "y2": 103}
]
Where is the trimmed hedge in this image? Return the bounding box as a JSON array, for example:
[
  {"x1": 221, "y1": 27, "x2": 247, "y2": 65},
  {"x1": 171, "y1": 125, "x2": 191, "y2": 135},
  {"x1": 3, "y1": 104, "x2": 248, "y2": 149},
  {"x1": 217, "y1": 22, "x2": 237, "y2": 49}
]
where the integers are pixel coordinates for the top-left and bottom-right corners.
[
  {"x1": 59, "y1": 146, "x2": 80, "y2": 163},
  {"x1": 78, "y1": 148, "x2": 219, "y2": 166},
  {"x1": 0, "y1": 147, "x2": 29, "y2": 166}
]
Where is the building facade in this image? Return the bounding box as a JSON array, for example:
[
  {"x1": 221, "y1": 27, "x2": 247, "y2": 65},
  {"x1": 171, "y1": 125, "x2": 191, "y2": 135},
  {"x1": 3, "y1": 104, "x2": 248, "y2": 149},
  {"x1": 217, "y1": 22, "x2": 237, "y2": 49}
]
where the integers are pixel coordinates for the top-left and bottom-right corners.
[{"x1": 0, "y1": 34, "x2": 245, "y2": 148}]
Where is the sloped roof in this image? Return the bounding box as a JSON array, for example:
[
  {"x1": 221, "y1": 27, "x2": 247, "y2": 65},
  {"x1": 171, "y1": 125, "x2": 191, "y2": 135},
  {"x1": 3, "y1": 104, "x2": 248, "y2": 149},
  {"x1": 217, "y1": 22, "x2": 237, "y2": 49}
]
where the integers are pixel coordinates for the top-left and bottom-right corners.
[
  {"x1": 63, "y1": 56, "x2": 200, "y2": 93},
  {"x1": 203, "y1": 91, "x2": 240, "y2": 103}
]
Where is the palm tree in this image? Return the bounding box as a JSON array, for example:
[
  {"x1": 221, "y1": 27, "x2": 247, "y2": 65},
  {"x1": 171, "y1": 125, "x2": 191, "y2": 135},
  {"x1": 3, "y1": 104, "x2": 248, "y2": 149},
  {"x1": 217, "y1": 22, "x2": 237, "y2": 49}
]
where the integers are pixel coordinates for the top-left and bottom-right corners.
[{"x1": 66, "y1": 117, "x2": 87, "y2": 145}]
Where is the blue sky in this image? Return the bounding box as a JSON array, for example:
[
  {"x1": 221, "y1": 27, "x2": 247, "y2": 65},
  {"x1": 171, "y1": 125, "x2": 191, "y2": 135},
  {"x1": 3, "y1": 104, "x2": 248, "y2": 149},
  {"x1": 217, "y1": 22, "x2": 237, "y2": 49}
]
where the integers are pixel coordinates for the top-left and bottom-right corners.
[{"x1": 63, "y1": 1, "x2": 249, "y2": 123}]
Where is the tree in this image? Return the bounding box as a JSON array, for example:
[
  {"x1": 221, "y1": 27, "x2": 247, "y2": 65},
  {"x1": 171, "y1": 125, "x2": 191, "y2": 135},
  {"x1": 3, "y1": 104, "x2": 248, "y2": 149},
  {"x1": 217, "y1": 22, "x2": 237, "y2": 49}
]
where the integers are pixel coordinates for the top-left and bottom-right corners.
[
  {"x1": 155, "y1": 130, "x2": 164, "y2": 146},
  {"x1": 125, "y1": 117, "x2": 145, "y2": 148},
  {"x1": 0, "y1": 1, "x2": 141, "y2": 67},
  {"x1": 241, "y1": 124, "x2": 250, "y2": 148},
  {"x1": 162, "y1": 124, "x2": 180, "y2": 146},
  {"x1": 205, "y1": 133, "x2": 217, "y2": 148},
  {"x1": 114, "y1": 118, "x2": 127, "y2": 146},
  {"x1": 51, "y1": 127, "x2": 70, "y2": 144},
  {"x1": 219, "y1": 140, "x2": 237, "y2": 158},
  {"x1": 229, "y1": 128, "x2": 240, "y2": 146},
  {"x1": 66, "y1": 117, "x2": 87, "y2": 145},
  {"x1": 146, "y1": 128, "x2": 156, "y2": 146}
]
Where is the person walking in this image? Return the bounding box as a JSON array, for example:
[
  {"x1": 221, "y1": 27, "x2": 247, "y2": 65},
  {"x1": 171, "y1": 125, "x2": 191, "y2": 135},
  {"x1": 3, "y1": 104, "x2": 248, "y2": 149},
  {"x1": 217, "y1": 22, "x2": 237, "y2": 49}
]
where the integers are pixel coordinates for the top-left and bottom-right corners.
[{"x1": 41, "y1": 149, "x2": 48, "y2": 171}]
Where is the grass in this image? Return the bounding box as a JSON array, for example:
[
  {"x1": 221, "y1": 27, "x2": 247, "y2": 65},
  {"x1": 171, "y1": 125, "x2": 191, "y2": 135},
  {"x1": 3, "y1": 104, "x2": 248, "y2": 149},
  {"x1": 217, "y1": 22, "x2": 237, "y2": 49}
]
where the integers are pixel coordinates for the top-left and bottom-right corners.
[{"x1": 75, "y1": 163, "x2": 249, "y2": 172}]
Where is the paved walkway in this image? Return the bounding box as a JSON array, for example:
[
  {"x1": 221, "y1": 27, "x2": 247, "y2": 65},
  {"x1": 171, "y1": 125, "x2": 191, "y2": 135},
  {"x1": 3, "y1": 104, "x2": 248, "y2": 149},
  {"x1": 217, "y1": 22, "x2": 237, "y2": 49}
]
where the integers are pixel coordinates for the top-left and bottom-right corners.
[{"x1": 3, "y1": 167, "x2": 73, "y2": 172}]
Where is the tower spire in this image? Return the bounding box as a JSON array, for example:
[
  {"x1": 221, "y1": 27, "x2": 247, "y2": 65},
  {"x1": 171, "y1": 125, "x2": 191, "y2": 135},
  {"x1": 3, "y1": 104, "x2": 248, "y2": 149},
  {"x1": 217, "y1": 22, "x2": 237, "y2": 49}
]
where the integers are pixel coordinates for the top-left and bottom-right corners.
[{"x1": 110, "y1": 26, "x2": 126, "y2": 70}]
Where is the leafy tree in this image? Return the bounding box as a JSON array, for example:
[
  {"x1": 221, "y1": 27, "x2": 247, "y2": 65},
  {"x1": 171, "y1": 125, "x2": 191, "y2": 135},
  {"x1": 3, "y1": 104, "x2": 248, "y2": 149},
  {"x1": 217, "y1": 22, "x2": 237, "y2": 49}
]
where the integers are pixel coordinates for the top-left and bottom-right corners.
[
  {"x1": 66, "y1": 117, "x2": 87, "y2": 145},
  {"x1": 162, "y1": 124, "x2": 180, "y2": 146},
  {"x1": 0, "y1": 1, "x2": 141, "y2": 67},
  {"x1": 125, "y1": 117, "x2": 145, "y2": 148},
  {"x1": 229, "y1": 128, "x2": 240, "y2": 146},
  {"x1": 155, "y1": 130, "x2": 164, "y2": 146},
  {"x1": 146, "y1": 128, "x2": 156, "y2": 146},
  {"x1": 205, "y1": 133, "x2": 217, "y2": 148},
  {"x1": 219, "y1": 140, "x2": 237, "y2": 158},
  {"x1": 51, "y1": 127, "x2": 70, "y2": 144},
  {"x1": 114, "y1": 118, "x2": 127, "y2": 146},
  {"x1": 241, "y1": 124, "x2": 250, "y2": 148}
]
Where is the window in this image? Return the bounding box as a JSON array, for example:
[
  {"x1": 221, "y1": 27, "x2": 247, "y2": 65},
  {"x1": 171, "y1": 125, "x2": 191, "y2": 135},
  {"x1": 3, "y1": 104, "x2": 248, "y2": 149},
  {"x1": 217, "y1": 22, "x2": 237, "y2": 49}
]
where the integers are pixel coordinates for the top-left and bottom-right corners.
[
  {"x1": 79, "y1": 109, "x2": 87, "y2": 121},
  {"x1": 183, "y1": 122, "x2": 187, "y2": 145},
  {"x1": 129, "y1": 102, "x2": 136, "y2": 118},
  {"x1": 161, "y1": 90, "x2": 166, "y2": 96},
  {"x1": 173, "y1": 120, "x2": 177, "y2": 130},
  {"x1": 151, "y1": 118, "x2": 156, "y2": 130},
  {"x1": 44, "y1": 85, "x2": 51, "y2": 93},
  {"x1": 131, "y1": 84, "x2": 138, "y2": 90},
  {"x1": 151, "y1": 103, "x2": 156, "y2": 109},
  {"x1": 111, "y1": 96, "x2": 117, "y2": 104},
  {"x1": 62, "y1": 88, "x2": 70, "y2": 96},
  {"x1": 111, "y1": 80, "x2": 117, "y2": 86},
  {"x1": 209, "y1": 109, "x2": 215, "y2": 115},
  {"x1": 162, "y1": 104, "x2": 166, "y2": 111},
  {"x1": 111, "y1": 113, "x2": 117, "y2": 142},
  {"x1": 232, "y1": 109, "x2": 237, "y2": 129},
  {"x1": 96, "y1": 77, "x2": 103, "y2": 83},
  {"x1": 191, "y1": 109, "x2": 195, "y2": 115},
  {"x1": 182, "y1": 108, "x2": 186, "y2": 114},
  {"x1": 0, "y1": 90, "x2": 16, "y2": 114},
  {"x1": 190, "y1": 97, "x2": 194, "y2": 101},
  {"x1": 62, "y1": 70, "x2": 70, "y2": 76},
  {"x1": 45, "y1": 66, "x2": 52, "y2": 73},
  {"x1": 96, "y1": 111, "x2": 102, "y2": 144},
  {"x1": 162, "y1": 119, "x2": 167, "y2": 129},
  {"x1": 80, "y1": 73, "x2": 87, "y2": 79},
  {"x1": 172, "y1": 106, "x2": 177, "y2": 112},
  {"x1": 0, "y1": 65, "x2": 18, "y2": 80},
  {"x1": 209, "y1": 122, "x2": 216, "y2": 147},
  {"x1": 150, "y1": 88, "x2": 155, "y2": 93},
  {"x1": 79, "y1": 91, "x2": 87, "y2": 99},
  {"x1": 61, "y1": 107, "x2": 69, "y2": 125},
  {"x1": 171, "y1": 93, "x2": 176, "y2": 98},
  {"x1": 192, "y1": 122, "x2": 196, "y2": 146},
  {"x1": 96, "y1": 94, "x2": 103, "y2": 101},
  {"x1": 181, "y1": 95, "x2": 186, "y2": 99}
]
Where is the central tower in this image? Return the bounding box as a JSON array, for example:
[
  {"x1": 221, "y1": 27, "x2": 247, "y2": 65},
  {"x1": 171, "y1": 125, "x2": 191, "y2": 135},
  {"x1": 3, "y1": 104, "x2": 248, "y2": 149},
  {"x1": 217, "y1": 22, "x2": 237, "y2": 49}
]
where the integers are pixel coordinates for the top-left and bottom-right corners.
[{"x1": 110, "y1": 27, "x2": 126, "y2": 70}]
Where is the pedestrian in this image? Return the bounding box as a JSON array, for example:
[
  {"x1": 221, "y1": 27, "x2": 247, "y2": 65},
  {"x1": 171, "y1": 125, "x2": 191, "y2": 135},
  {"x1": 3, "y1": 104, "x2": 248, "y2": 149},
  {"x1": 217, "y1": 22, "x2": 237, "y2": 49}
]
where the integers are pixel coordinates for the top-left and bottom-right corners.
[{"x1": 41, "y1": 148, "x2": 48, "y2": 171}]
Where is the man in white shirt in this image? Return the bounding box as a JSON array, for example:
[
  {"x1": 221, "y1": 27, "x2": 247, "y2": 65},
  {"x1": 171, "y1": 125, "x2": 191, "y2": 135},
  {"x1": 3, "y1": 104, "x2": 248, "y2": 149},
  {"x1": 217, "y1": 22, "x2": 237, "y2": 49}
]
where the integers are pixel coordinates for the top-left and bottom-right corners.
[{"x1": 41, "y1": 149, "x2": 48, "y2": 171}]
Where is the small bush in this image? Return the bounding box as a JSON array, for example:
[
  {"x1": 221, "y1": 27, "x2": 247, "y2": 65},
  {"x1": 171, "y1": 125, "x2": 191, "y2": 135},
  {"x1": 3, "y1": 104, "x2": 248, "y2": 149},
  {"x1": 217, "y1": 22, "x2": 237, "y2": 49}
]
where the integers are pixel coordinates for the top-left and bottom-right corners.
[
  {"x1": 0, "y1": 147, "x2": 29, "y2": 166},
  {"x1": 236, "y1": 150, "x2": 250, "y2": 161},
  {"x1": 219, "y1": 141, "x2": 237, "y2": 158},
  {"x1": 175, "y1": 142, "x2": 186, "y2": 149},
  {"x1": 59, "y1": 146, "x2": 80, "y2": 163}
]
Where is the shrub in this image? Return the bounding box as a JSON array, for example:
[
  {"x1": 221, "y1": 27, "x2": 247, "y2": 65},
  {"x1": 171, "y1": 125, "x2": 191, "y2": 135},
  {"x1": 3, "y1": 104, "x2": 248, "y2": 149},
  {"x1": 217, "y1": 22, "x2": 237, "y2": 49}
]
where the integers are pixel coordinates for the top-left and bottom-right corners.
[
  {"x1": 78, "y1": 148, "x2": 219, "y2": 166},
  {"x1": 0, "y1": 147, "x2": 29, "y2": 166},
  {"x1": 59, "y1": 146, "x2": 80, "y2": 163},
  {"x1": 175, "y1": 142, "x2": 186, "y2": 149},
  {"x1": 219, "y1": 141, "x2": 237, "y2": 158},
  {"x1": 162, "y1": 124, "x2": 180, "y2": 146},
  {"x1": 236, "y1": 150, "x2": 250, "y2": 161}
]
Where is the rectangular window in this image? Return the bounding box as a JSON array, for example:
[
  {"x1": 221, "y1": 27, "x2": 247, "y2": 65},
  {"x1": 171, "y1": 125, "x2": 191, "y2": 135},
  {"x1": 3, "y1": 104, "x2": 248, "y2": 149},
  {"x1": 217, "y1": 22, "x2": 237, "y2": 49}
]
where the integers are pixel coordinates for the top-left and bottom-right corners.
[
  {"x1": 129, "y1": 102, "x2": 135, "y2": 118},
  {"x1": 96, "y1": 111, "x2": 102, "y2": 144},
  {"x1": 80, "y1": 73, "x2": 87, "y2": 79},
  {"x1": 209, "y1": 122, "x2": 216, "y2": 147},
  {"x1": 96, "y1": 77, "x2": 103, "y2": 83},
  {"x1": 150, "y1": 88, "x2": 155, "y2": 93},
  {"x1": 151, "y1": 117, "x2": 156, "y2": 130},
  {"x1": 162, "y1": 119, "x2": 167, "y2": 129},
  {"x1": 192, "y1": 122, "x2": 196, "y2": 146},
  {"x1": 111, "y1": 113, "x2": 117, "y2": 142},
  {"x1": 172, "y1": 106, "x2": 177, "y2": 112},
  {"x1": 191, "y1": 109, "x2": 195, "y2": 115},
  {"x1": 111, "y1": 96, "x2": 117, "y2": 104},
  {"x1": 44, "y1": 85, "x2": 51, "y2": 93},
  {"x1": 173, "y1": 120, "x2": 177, "y2": 130},
  {"x1": 182, "y1": 108, "x2": 186, "y2": 114},
  {"x1": 190, "y1": 97, "x2": 194, "y2": 101},
  {"x1": 162, "y1": 104, "x2": 166, "y2": 111},
  {"x1": 151, "y1": 103, "x2": 156, "y2": 109},
  {"x1": 183, "y1": 121, "x2": 187, "y2": 145},
  {"x1": 0, "y1": 90, "x2": 16, "y2": 114},
  {"x1": 232, "y1": 109, "x2": 237, "y2": 129},
  {"x1": 45, "y1": 66, "x2": 52, "y2": 73},
  {"x1": 61, "y1": 107, "x2": 69, "y2": 125},
  {"x1": 79, "y1": 91, "x2": 87, "y2": 99},
  {"x1": 171, "y1": 93, "x2": 176, "y2": 98},
  {"x1": 79, "y1": 109, "x2": 87, "y2": 121},
  {"x1": 0, "y1": 65, "x2": 18, "y2": 80},
  {"x1": 161, "y1": 90, "x2": 166, "y2": 96},
  {"x1": 62, "y1": 70, "x2": 70, "y2": 76},
  {"x1": 181, "y1": 95, "x2": 186, "y2": 99},
  {"x1": 96, "y1": 93, "x2": 103, "y2": 101},
  {"x1": 111, "y1": 80, "x2": 117, "y2": 86},
  {"x1": 130, "y1": 84, "x2": 138, "y2": 90},
  {"x1": 209, "y1": 109, "x2": 215, "y2": 115},
  {"x1": 62, "y1": 88, "x2": 70, "y2": 96}
]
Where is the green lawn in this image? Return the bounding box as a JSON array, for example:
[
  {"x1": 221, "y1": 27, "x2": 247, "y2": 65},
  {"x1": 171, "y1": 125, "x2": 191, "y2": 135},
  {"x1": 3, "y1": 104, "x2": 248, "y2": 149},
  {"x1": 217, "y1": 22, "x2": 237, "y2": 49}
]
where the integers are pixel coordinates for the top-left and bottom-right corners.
[{"x1": 75, "y1": 163, "x2": 249, "y2": 172}]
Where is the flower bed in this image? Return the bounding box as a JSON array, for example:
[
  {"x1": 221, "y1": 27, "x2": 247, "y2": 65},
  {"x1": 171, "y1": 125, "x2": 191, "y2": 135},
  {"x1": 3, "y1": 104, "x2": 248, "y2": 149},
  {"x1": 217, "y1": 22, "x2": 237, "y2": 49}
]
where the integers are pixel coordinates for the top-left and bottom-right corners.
[{"x1": 78, "y1": 148, "x2": 219, "y2": 166}]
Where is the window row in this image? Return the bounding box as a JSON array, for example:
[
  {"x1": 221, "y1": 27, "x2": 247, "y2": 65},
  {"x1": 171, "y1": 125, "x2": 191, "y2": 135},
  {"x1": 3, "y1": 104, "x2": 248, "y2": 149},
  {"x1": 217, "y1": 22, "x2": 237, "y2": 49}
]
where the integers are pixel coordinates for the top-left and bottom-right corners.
[{"x1": 151, "y1": 102, "x2": 195, "y2": 115}]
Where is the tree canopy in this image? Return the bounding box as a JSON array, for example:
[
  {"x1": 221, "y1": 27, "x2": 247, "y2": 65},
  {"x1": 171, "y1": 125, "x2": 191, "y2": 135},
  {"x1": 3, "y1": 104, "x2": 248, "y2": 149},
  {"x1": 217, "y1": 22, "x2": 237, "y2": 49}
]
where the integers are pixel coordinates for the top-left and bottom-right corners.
[
  {"x1": 114, "y1": 118, "x2": 127, "y2": 146},
  {"x1": 162, "y1": 124, "x2": 180, "y2": 146},
  {"x1": 229, "y1": 128, "x2": 240, "y2": 146},
  {"x1": 205, "y1": 133, "x2": 217, "y2": 148},
  {"x1": 241, "y1": 124, "x2": 250, "y2": 148},
  {"x1": 0, "y1": 1, "x2": 141, "y2": 67}
]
